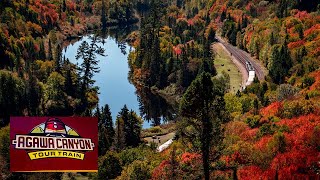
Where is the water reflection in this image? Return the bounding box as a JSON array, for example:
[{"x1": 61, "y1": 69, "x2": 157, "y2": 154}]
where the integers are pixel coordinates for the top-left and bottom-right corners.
[
  {"x1": 136, "y1": 87, "x2": 176, "y2": 126},
  {"x1": 63, "y1": 25, "x2": 176, "y2": 128}
]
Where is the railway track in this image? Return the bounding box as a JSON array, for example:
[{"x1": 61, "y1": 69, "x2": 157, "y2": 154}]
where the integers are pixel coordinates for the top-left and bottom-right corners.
[{"x1": 215, "y1": 36, "x2": 266, "y2": 81}]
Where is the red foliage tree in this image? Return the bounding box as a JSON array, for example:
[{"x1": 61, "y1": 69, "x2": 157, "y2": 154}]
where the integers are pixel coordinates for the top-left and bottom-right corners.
[{"x1": 260, "y1": 102, "x2": 283, "y2": 117}]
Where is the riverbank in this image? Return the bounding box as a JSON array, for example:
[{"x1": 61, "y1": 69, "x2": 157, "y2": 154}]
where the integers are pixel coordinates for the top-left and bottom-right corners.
[{"x1": 151, "y1": 84, "x2": 183, "y2": 108}]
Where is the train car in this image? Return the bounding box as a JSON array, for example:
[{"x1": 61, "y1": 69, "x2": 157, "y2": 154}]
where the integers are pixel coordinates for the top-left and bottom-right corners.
[
  {"x1": 245, "y1": 61, "x2": 254, "y2": 71},
  {"x1": 244, "y1": 61, "x2": 255, "y2": 87},
  {"x1": 246, "y1": 70, "x2": 255, "y2": 86}
]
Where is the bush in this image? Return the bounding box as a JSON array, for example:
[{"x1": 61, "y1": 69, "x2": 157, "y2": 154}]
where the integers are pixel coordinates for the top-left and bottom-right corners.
[
  {"x1": 240, "y1": 94, "x2": 256, "y2": 113},
  {"x1": 301, "y1": 76, "x2": 315, "y2": 88},
  {"x1": 277, "y1": 84, "x2": 299, "y2": 101},
  {"x1": 117, "y1": 160, "x2": 151, "y2": 180},
  {"x1": 98, "y1": 151, "x2": 122, "y2": 179},
  {"x1": 245, "y1": 115, "x2": 260, "y2": 128},
  {"x1": 149, "y1": 126, "x2": 163, "y2": 133},
  {"x1": 257, "y1": 123, "x2": 277, "y2": 137},
  {"x1": 280, "y1": 99, "x2": 314, "y2": 118},
  {"x1": 307, "y1": 90, "x2": 320, "y2": 98},
  {"x1": 268, "y1": 132, "x2": 286, "y2": 153}
]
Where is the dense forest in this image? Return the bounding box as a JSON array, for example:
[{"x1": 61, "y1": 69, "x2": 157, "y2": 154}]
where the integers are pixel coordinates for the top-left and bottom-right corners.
[{"x1": 0, "y1": 0, "x2": 320, "y2": 179}]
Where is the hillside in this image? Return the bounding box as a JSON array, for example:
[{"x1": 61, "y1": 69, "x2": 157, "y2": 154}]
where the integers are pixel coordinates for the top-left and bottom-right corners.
[
  {"x1": 127, "y1": 0, "x2": 320, "y2": 179},
  {"x1": 0, "y1": 0, "x2": 319, "y2": 179}
]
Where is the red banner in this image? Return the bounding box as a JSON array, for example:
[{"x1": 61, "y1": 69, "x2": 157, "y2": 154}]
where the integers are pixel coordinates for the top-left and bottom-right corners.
[{"x1": 10, "y1": 117, "x2": 98, "y2": 172}]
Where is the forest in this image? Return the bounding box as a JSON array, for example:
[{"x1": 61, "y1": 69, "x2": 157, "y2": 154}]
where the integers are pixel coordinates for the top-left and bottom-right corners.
[{"x1": 0, "y1": 0, "x2": 320, "y2": 179}]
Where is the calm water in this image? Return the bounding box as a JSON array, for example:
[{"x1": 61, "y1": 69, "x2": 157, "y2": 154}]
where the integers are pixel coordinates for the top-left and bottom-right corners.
[{"x1": 63, "y1": 35, "x2": 174, "y2": 128}]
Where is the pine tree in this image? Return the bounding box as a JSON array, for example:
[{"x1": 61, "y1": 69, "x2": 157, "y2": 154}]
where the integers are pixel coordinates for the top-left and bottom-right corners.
[
  {"x1": 268, "y1": 42, "x2": 292, "y2": 84},
  {"x1": 27, "y1": 71, "x2": 42, "y2": 116},
  {"x1": 148, "y1": 34, "x2": 161, "y2": 86},
  {"x1": 179, "y1": 72, "x2": 225, "y2": 180},
  {"x1": 54, "y1": 44, "x2": 62, "y2": 73},
  {"x1": 39, "y1": 40, "x2": 46, "y2": 60},
  {"x1": 221, "y1": 10, "x2": 226, "y2": 21},
  {"x1": 269, "y1": 32, "x2": 275, "y2": 46},
  {"x1": 241, "y1": 15, "x2": 248, "y2": 29},
  {"x1": 64, "y1": 60, "x2": 75, "y2": 97},
  {"x1": 62, "y1": 0, "x2": 67, "y2": 12},
  {"x1": 199, "y1": 58, "x2": 216, "y2": 76},
  {"x1": 269, "y1": 45, "x2": 283, "y2": 84},
  {"x1": 48, "y1": 39, "x2": 53, "y2": 60},
  {"x1": 236, "y1": 31, "x2": 243, "y2": 49},
  {"x1": 0, "y1": 70, "x2": 25, "y2": 126},
  {"x1": 101, "y1": 104, "x2": 115, "y2": 151},
  {"x1": 229, "y1": 24, "x2": 237, "y2": 46},
  {"x1": 76, "y1": 36, "x2": 105, "y2": 91},
  {"x1": 125, "y1": 110, "x2": 142, "y2": 147},
  {"x1": 179, "y1": 49, "x2": 191, "y2": 88},
  {"x1": 101, "y1": 0, "x2": 107, "y2": 31},
  {"x1": 96, "y1": 105, "x2": 102, "y2": 122},
  {"x1": 114, "y1": 116, "x2": 125, "y2": 152},
  {"x1": 207, "y1": 27, "x2": 215, "y2": 43}
]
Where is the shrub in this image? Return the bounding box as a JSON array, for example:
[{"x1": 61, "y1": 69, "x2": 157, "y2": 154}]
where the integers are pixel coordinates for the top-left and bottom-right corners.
[
  {"x1": 98, "y1": 151, "x2": 122, "y2": 179},
  {"x1": 149, "y1": 126, "x2": 163, "y2": 133},
  {"x1": 118, "y1": 160, "x2": 151, "y2": 180},
  {"x1": 307, "y1": 90, "x2": 320, "y2": 98},
  {"x1": 268, "y1": 132, "x2": 286, "y2": 153},
  {"x1": 280, "y1": 99, "x2": 314, "y2": 118},
  {"x1": 301, "y1": 76, "x2": 315, "y2": 88},
  {"x1": 257, "y1": 123, "x2": 277, "y2": 137},
  {"x1": 277, "y1": 84, "x2": 299, "y2": 101},
  {"x1": 245, "y1": 115, "x2": 260, "y2": 128}
]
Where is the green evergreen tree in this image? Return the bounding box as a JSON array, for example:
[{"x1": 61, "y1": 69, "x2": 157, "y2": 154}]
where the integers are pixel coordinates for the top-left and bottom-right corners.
[
  {"x1": 125, "y1": 110, "x2": 142, "y2": 147},
  {"x1": 179, "y1": 72, "x2": 225, "y2": 180},
  {"x1": 44, "y1": 72, "x2": 68, "y2": 115},
  {"x1": 76, "y1": 36, "x2": 105, "y2": 91},
  {"x1": 101, "y1": 0, "x2": 107, "y2": 31},
  {"x1": 236, "y1": 31, "x2": 243, "y2": 49},
  {"x1": 207, "y1": 27, "x2": 215, "y2": 43},
  {"x1": 54, "y1": 44, "x2": 62, "y2": 73},
  {"x1": 48, "y1": 39, "x2": 53, "y2": 60},
  {"x1": 39, "y1": 40, "x2": 46, "y2": 60},
  {"x1": 148, "y1": 34, "x2": 161, "y2": 86},
  {"x1": 114, "y1": 116, "x2": 126, "y2": 152},
  {"x1": 99, "y1": 104, "x2": 115, "y2": 154},
  {"x1": 63, "y1": 59, "x2": 75, "y2": 97},
  {"x1": 268, "y1": 42, "x2": 292, "y2": 84},
  {"x1": 0, "y1": 70, "x2": 25, "y2": 126},
  {"x1": 269, "y1": 32, "x2": 275, "y2": 46},
  {"x1": 62, "y1": 0, "x2": 67, "y2": 12},
  {"x1": 27, "y1": 71, "x2": 42, "y2": 116}
]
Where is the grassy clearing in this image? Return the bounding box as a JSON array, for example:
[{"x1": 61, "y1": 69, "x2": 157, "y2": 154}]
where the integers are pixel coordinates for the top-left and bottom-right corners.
[
  {"x1": 212, "y1": 43, "x2": 242, "y2": 93},
  {"x1": 141, "y1": 122, "x2": 176, "y2": 138}
]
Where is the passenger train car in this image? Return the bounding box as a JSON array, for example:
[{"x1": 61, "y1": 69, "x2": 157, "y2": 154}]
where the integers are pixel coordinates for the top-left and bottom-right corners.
[{"x1": 245, "y1": 61, "x2": 255, "y2": 86}]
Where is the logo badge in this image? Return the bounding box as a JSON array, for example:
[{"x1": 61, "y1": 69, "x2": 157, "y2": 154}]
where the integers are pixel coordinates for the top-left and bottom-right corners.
[{"x1": 10, "y1": 117, "x2": 98, "y2": 172}]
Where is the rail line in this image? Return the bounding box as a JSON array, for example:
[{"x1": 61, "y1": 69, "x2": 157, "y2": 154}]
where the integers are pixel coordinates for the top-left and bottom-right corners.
[{"x1": 215, "y1": 36, "x2": 266, "y2": 88}]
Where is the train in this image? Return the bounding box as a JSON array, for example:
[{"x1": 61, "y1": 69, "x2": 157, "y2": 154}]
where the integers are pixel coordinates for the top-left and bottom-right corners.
[{"x1": 245, "y1": 61, "x2": 255, "y2": 87}]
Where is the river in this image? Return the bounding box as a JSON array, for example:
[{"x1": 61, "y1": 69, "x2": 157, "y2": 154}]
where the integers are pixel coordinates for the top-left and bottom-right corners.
[{"x1": 62, "y1": 31, "x2": 175, "y2": 128}]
